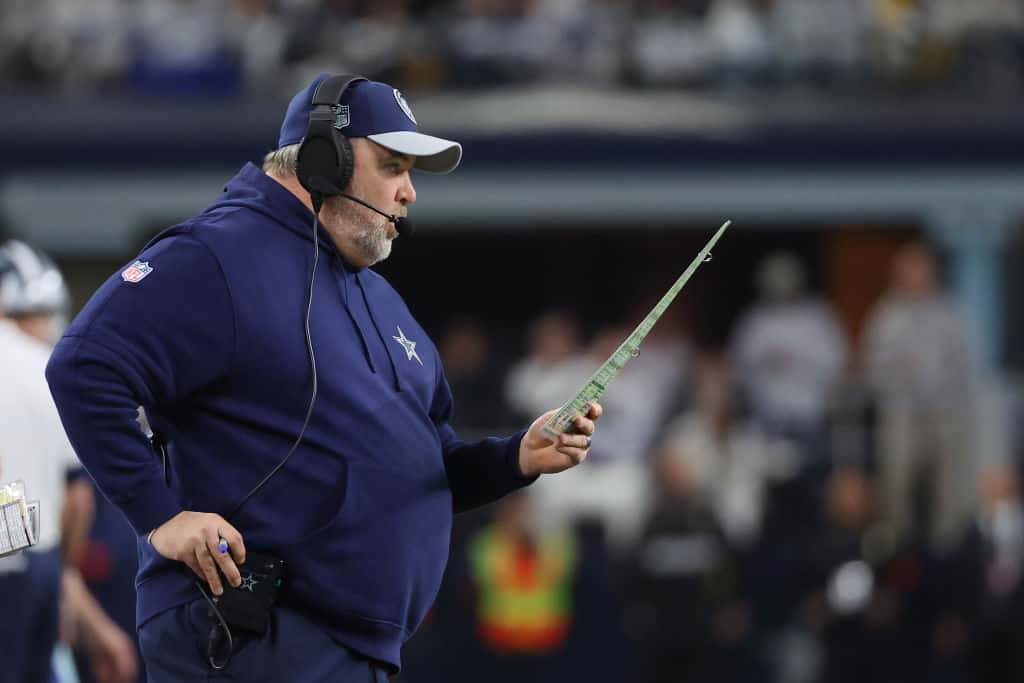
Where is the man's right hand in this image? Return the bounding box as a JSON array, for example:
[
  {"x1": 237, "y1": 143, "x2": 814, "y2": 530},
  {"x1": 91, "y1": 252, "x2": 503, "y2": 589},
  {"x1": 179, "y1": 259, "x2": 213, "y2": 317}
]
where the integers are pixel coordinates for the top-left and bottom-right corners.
[{"x1": 148, "y1": 511, "x2": 246, "y2": 595}]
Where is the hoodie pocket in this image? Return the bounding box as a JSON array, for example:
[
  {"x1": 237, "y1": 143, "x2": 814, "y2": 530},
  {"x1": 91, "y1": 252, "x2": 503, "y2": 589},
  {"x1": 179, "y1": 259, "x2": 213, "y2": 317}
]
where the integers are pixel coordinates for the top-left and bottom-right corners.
[
  {"x1": 278, "y1": 461, "x2": 453, "y2": 630},
  {"x1": 277, "y1": 457, "x2": 351, "y2": 545}
]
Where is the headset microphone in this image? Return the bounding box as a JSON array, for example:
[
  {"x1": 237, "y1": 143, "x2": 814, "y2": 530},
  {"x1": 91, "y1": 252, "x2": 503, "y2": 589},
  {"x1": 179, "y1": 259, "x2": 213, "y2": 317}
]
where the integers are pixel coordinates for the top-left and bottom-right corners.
[
  {"x1": 304, "y1": 177, "x2": 414, "y2": 237},
  {"x1": 394, "y1": 215, "x2": 415, "y2": 237},
  {"x1": 337, "y1": 193, "x2": 415, "y2": 237}
]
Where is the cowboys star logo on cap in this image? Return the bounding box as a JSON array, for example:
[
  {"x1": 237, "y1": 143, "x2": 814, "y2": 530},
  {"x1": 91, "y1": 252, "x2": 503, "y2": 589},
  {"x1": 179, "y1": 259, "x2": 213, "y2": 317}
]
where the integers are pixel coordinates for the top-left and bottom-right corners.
[
  {"x1": 121, "y1": 260, "x2": 153, "y2": 283},
  {"x1": 393, "y1": 89, "x2": 417, "y2": 125}
]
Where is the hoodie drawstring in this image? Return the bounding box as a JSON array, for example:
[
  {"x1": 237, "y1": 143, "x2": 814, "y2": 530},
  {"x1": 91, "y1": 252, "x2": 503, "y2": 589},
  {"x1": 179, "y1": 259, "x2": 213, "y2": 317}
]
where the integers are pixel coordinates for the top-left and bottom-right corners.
[
  {"x1": 356, "y1": 273, "x2": 403, "y2": 393},
  {"x1": 336, "y1": 263, "x2": 377, "y2": 374}
]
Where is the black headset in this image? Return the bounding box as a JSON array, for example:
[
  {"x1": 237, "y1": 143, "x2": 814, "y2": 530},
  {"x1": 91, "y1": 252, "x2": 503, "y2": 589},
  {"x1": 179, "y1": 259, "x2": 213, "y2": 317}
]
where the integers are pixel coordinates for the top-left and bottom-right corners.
[{"x1": 295, "y1": 74, "x2": 368, "y2": 214}]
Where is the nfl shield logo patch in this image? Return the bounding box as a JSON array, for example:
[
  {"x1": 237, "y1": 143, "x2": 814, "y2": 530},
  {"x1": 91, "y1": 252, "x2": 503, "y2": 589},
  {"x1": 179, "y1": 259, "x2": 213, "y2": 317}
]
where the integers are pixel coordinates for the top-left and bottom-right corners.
[
  {"x1": 121, "y1": 260, "x2": 153, "y2": 283},
  {"x1": 331, "y1": 104, "x2": 351, "y2": 130}
]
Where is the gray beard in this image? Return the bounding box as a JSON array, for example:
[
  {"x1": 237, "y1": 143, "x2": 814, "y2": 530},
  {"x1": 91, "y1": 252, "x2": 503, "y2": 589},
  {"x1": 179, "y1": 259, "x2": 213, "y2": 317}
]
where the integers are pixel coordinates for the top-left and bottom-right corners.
[
  {"x1": 323, "y1": 196, "x2": 393, "y2": 266},
  {"x1": 352, "y1": 219, "x2": 393, "y2": 266}
]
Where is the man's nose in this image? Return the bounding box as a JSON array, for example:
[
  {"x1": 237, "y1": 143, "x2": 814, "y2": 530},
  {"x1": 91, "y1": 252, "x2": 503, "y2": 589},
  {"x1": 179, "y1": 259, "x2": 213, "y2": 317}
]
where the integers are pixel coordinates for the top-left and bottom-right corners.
[{"x1": 398, "y1": 175, "x2": 417, "y2": 206}]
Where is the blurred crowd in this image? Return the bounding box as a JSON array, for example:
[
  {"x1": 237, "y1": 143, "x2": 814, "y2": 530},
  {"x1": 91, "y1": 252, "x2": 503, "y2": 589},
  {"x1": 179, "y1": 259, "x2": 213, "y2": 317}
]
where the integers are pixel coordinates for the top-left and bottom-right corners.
[
  {"x1": 404, "y1": 240, "x2": 1024, "y2": 683},
  {"x1": 1, "y1": 0, "x2": 1023, "y2": 96}
]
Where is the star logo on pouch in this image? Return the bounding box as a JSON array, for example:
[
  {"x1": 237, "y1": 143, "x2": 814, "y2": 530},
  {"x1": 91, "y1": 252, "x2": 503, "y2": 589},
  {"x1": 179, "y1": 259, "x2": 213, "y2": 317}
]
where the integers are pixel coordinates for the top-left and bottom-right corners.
[
  {"x1": 392, "y1": 326, "x2": 423, "y2": 365},
  {"x1": 121, "y1": 260, "x2": 152, "y2": 283},
  {"x1": 240, "y1": 575, "x2": 259, "y2": 592}
]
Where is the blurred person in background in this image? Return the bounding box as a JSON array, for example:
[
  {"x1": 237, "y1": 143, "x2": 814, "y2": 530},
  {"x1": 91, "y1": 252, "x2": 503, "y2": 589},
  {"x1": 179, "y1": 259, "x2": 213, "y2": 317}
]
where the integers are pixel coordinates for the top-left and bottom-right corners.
[
  {"x1": 505, "y1": 310, "x2": 592, "y2": 424},
  {"x1": 436, "y1": 489, "x2": 620, "y2": 683},
  {"x1": 128, "y1": 0, "x2": 242, "y2": 95},
  {"x1": 45, "y1": 74, "x2": 602, "y2": 682},
  {"x1": 864, "y1": 0, "x2": 994, "y2": 86},
  {"x1": 706, "y1": 0, "x2": 779, "y2": 86},
  {"x1": 770, "y1": 0, "x2": 868, "y2": 82},
  {"x1": 926, "y1": 0, "x2": 1024, "y2": 94},
  {"x1": 0, "y1": 240, "x2": 138, "y2": 683},
  {"x1": 926, "y1": 0, "x2": 1024, "y2": 38},
  {"x1": 0, "y1": 0, "x2": 131, "y2": 90},
  {"x1": 627, "y1": 0, "x2": 720, "y2": 87},
  {"x1": 438, "y1": 318, "x2": 513, "y2": 436},
  {"x1": 467, "y1": 491, "x2": 576, "y2": 664},
  {"x1": 971, "y1": 464, "x2": 1024, "y2": 681},
  {"x1": 868, "y1": 0, "x2": 929, "y2": 77},
  {"x1": 727, "y1": 251, "x2": 849, "y2": 679},
  {"x1": 445, "y1": 0, "x2": 567, "y2": 87},
  {"x1": 760, "y1": 463, "x2": 974, "y2": 683},
  {"x1": 443, "y1": 0, "x2": 623, "y2": 88},
  {"x1": 730, "y1": 251, "x2": 847, "y2": 484},
  {"x1": 797, "y1": 466, "x2": 882, "y2": 683},
  {"x1": 515, "y1": 315, "x2": 689, "y2": 553},
  {"x1": 863, "y1": 241, "x2": 974, "y2": 555},
  {"x1": 627, "y1": 0, "x2": 795, "y2": 88},
  {"x1": 72, "y1": 407, "x2": 151, "y2": 683},
  {"x1": 657, "y1": 352, "x2": 767, "y2": 550},
  {"x1": 625, "y1": 428, "x2": 762, "y2": 683},
  {"x1": 225, "y1": 0, "x2": 290, "y2": 93},
  {"x1": 288, "y1": 0, "x2": 436, "y2": 91},
  {"x1": 535, "y1": 0, "x2": 626, "y2": 87},
  {"x1": 648, "y1": 351, "x2": 818, "y2": 683},
  {"x1": 581, "y1": 320, "x2": 690, "y2": 469}
]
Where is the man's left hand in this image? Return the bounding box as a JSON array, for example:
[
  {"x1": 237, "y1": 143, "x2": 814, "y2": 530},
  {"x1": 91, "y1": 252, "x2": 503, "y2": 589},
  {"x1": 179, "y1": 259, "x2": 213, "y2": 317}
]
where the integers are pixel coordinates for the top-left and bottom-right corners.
[{"x1": 519, "y1": 402, "x2": 602, "y2": 477}]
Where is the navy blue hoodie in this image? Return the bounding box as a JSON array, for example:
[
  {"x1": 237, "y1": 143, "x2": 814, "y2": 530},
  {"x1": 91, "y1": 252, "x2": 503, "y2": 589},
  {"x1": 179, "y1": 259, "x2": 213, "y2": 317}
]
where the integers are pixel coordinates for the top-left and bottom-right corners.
[{"x1": 46, "y1": 163, "x2": 533, "y2": 671}]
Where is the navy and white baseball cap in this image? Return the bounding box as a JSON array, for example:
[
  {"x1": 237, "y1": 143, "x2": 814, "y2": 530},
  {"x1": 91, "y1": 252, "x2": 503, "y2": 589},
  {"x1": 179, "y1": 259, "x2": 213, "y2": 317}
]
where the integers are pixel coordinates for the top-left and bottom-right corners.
[{"x1": 278, "y1": 74, "x2": 462, "y2": 174}]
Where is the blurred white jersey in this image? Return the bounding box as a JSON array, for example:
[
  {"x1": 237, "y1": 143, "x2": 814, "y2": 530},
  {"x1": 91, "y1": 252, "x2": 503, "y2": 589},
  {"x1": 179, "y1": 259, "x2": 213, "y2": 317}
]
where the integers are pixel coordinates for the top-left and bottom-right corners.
[
  {"x1": 863, "y1": 294, "x2": 971, "y2": 408},
  {"x1": 0, "y1": 319, "x2": 80, "y2": 552},
  {"x1": 732, "y1": 298, "x2": 846, "y2": 426}
]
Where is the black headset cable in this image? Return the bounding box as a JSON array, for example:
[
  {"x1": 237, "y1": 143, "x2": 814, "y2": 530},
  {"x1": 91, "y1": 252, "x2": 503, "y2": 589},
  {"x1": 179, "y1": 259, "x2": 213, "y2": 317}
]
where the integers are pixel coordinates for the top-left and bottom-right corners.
[{"x1": 199, "y1": 201, "x2": 323, "y2": 670}]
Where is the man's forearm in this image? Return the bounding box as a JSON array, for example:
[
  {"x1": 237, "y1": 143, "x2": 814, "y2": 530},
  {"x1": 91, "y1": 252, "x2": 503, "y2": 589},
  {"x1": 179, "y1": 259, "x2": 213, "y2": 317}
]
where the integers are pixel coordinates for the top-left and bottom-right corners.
[
  {"x1": 62, "y1": 568, "x2": 114, "y2": 647},
  {"x1": 443, "y1": 429, "x2": 533, "y2": 513},
  {"x1": 62, "y1": 567, "x2": 140, "y2": 683},
  {"x1": 61, "y1": 479, "x2": 95, "y2": 564}
]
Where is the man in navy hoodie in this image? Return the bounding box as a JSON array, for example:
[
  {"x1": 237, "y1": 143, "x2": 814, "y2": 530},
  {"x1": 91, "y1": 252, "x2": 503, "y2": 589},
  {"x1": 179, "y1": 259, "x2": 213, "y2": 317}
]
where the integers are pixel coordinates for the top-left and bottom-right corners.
[{"x1": 45, "y1": 74, "x2": 601, "y2": 682}]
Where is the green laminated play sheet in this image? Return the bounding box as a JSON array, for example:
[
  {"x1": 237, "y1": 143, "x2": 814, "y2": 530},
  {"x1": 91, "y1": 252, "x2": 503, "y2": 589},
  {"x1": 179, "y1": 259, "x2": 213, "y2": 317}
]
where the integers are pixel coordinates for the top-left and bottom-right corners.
[{"x1": 541, "y1": 220, "x2": 731, "y2": 439}]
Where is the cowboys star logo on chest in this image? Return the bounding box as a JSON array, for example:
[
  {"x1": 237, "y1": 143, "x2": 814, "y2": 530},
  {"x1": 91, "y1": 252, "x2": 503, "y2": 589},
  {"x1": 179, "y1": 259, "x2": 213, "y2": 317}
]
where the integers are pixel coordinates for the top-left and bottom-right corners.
[{"x1": 392, "y1": 326, "x2": 422, "y2": 365}]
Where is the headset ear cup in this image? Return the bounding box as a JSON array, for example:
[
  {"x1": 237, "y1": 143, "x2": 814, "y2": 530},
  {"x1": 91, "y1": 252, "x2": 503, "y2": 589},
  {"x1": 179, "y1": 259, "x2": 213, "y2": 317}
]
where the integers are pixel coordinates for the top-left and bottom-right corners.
[
  {"x1": 294, "y1": 75, "x2": 365, "y2": 197},
  {"x1": 296, "y1": 125, "x2": 340, "y2": 196}
]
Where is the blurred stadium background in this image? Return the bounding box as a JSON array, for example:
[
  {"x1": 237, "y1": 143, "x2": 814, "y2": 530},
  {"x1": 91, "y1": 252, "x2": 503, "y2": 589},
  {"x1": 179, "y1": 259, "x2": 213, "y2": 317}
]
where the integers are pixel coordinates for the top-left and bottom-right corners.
[{"x1": 2, "y1": 0, "x2": 1023, "y2": 682}]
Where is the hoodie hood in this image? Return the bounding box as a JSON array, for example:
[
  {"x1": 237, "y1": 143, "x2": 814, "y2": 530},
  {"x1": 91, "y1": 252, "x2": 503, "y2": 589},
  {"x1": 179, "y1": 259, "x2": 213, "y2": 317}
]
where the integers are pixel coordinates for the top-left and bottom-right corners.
[
  {"x1": 208, "y1": 163, "x2": 403, "y2": 390},
  {"x1": 219, "y1": 163, "x2": 344, "y2": 263}
]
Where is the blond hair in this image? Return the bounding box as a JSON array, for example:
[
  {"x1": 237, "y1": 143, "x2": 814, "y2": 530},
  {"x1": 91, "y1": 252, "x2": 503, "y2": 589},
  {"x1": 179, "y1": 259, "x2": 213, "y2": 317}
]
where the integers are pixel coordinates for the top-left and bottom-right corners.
[{"x1": 261, "y1": 143, "x2": 301, "y2": 177}]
